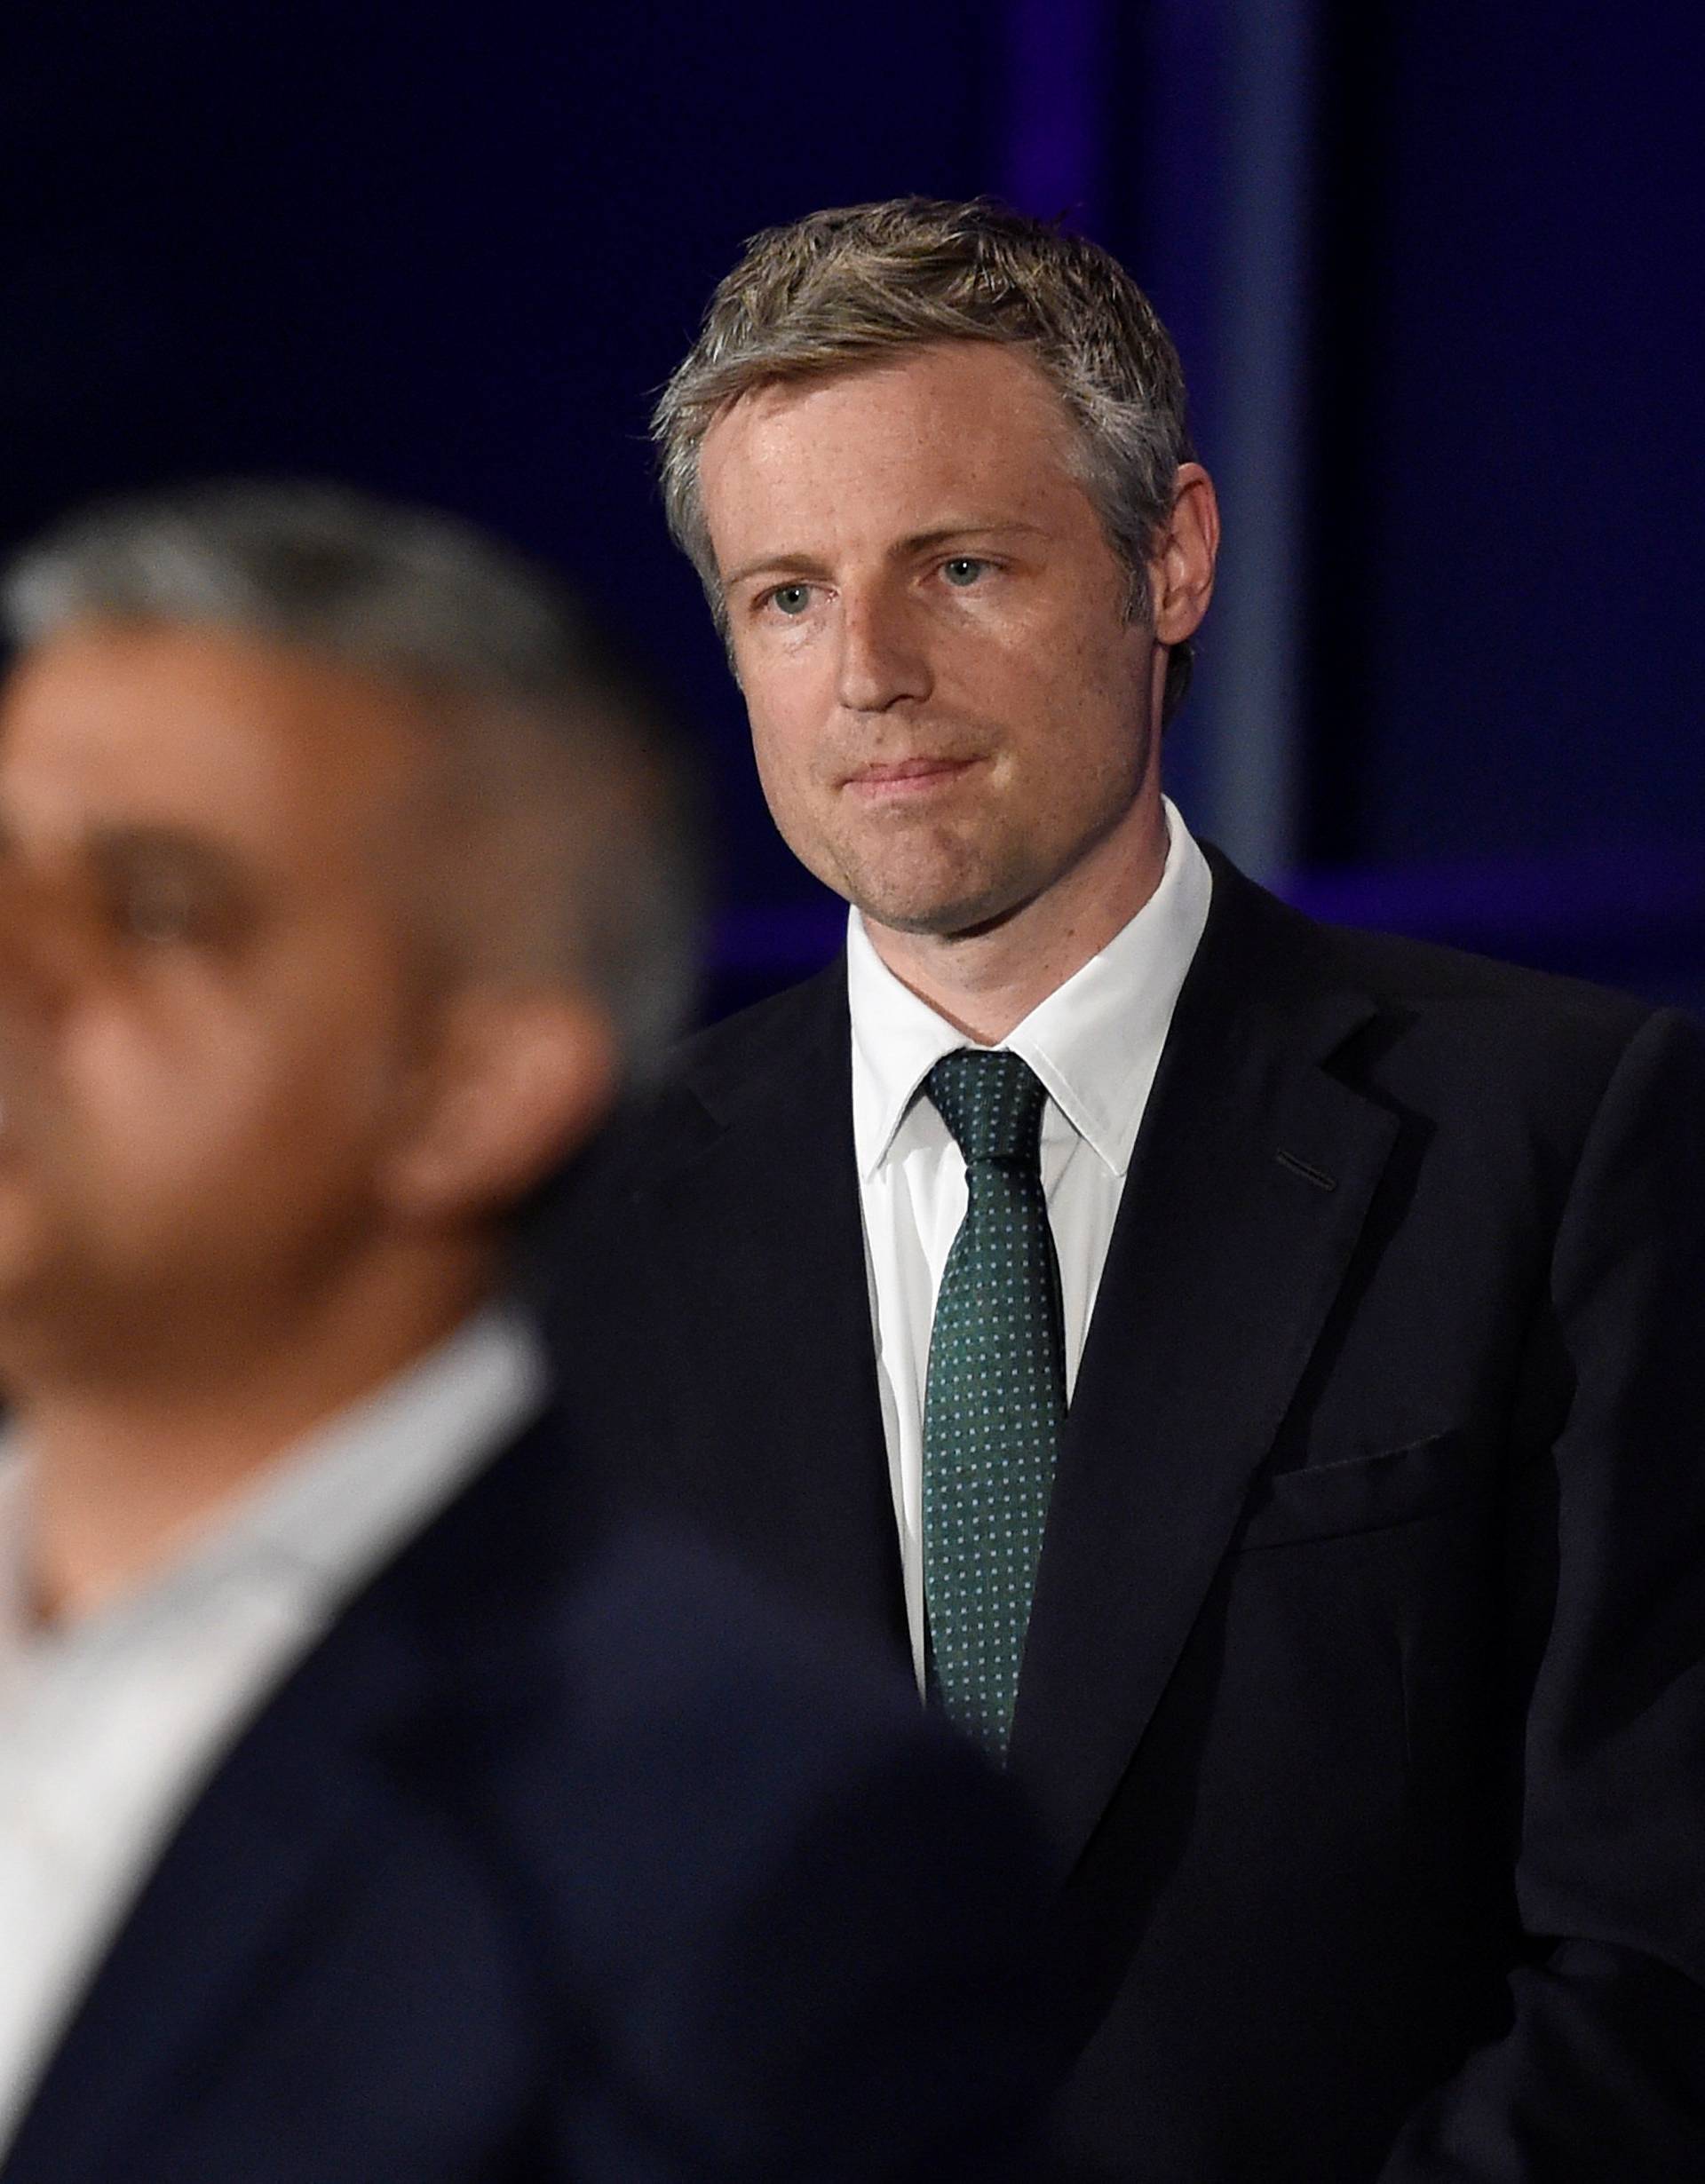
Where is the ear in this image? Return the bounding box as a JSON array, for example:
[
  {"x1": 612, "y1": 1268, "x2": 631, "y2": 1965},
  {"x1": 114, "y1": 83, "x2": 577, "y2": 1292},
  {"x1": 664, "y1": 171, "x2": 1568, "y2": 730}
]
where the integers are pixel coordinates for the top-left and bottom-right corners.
[
  {"x1": 377, "y1": 987, "x2": 619, "y2": 1225},
  {"x1": 1149, "y1": 463, "x2": 1220, "y2": 643}
]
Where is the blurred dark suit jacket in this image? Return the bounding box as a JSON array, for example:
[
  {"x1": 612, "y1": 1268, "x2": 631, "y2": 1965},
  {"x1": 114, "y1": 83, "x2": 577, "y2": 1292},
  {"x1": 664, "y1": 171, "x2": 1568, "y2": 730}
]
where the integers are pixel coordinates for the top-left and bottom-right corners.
[
  {"x1": 544, "y1": 849, "x2": 1705, "y2": 2181},
  {"x1": 0, "y1": 1407, "x2": 1049, "y2": 2184}
]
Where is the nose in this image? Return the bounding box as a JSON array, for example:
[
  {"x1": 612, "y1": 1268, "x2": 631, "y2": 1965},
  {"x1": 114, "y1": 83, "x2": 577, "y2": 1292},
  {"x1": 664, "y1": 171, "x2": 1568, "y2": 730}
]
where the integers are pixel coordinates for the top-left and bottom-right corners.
[{"x1": 834, "y1": 586, "x2": 932, "y2": 715}]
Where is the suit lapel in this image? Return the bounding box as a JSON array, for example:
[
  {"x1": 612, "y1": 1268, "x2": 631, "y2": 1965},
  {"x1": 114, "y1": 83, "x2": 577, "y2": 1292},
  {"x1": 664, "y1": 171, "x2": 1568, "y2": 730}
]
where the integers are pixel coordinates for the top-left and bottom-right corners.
[
  {"x1": 1009, "y1": 861, "x2": 1400, "y2": 1872},
  {"x1": 3, "y1": 1623, "x2": 424, "y2": 2183},
  {"x1": 642, "y1": 965, "x2": 908, "y2": 1661}
]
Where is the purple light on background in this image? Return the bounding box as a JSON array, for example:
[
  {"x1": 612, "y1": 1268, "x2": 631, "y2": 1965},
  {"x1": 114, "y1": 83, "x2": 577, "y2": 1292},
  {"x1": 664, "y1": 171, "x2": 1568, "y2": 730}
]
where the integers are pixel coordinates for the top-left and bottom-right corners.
[
  {"x1": 713, "y1": 901, "x2": 846, "y2": 980},
  {"x1": 1283, "y1": 845, "x2": 1705, "y2": 957},
  {"x1": 999, "y1": 0, "x2": 1114, "y2": 225}
]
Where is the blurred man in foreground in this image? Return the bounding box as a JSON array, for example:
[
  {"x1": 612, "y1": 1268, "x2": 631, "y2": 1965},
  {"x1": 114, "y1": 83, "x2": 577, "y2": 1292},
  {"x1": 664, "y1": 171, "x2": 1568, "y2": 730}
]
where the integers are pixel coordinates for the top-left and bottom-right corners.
[{"x1": 0, "y1": 483, "x2": 1047, "y2": 2182}]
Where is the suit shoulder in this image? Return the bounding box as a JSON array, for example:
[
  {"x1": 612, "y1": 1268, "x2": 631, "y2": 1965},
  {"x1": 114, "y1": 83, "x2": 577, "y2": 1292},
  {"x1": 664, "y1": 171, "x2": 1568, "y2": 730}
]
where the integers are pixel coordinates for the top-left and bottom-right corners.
[
  {"x1": 1197, "y1": 859, "x2": 1693, "y2": 1163},
  {"x1": 516, "y1": 974, "x2": 847, "y2": 1373},
  {"x1": 570, "y1": 958, "x2": 846, "y2": 1177},
  {"x1": 670, "y1": 955, "x2": 848, "y2": 1090},
  {"x1": 1330, "y1": 932, "x2": 1701, "y2": 1142},
  {"x1": 1319, "y1": 919, "x2": 1653, "y2": 1046},
  {"x1": 1221, "y1": 859, "x2": 1661, "y2": 1062},
  {"x1": 1321, "y1": 933, "x2": 1689, "y2": 1159}
]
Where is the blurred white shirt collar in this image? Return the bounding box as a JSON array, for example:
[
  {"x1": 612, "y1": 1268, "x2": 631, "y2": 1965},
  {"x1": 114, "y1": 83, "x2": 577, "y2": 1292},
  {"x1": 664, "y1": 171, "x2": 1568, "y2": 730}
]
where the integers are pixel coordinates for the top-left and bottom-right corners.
[{"x1": 0, "y1": 1303, "x2": 547, "y2": 2154}]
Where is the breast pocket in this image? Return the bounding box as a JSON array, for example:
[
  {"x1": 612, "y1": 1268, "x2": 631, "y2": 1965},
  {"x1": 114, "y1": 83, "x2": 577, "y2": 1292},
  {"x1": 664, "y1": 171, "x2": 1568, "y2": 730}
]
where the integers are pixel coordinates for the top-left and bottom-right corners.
[{"x1": 1232, "y1": 1428, "x2": 1481, "y2": 1550}]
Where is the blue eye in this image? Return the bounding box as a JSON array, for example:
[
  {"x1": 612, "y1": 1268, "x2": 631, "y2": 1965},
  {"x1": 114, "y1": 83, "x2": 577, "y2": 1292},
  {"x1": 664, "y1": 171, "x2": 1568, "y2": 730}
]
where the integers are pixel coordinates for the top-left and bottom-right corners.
[
  {"x1": 942, "y1": 557, "x2": 988, "y2": 587},
  {"x1": 770, "y1": 583, "x2": 813, "y2": 615}
]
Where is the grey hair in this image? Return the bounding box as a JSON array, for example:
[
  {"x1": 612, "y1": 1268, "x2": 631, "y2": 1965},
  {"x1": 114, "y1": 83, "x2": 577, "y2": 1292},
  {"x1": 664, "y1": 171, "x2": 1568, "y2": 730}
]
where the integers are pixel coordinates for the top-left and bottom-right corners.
[
  {"x1": 2, "y1": 481, "x2": 702, "y2": 1075},
  {"x1": 653, "y1": 195, "x2": 1198, "y2": 724}
]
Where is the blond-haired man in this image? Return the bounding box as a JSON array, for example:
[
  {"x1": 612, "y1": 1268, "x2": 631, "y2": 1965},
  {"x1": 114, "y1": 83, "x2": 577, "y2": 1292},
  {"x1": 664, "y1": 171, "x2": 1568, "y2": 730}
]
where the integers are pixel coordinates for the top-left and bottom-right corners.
[{"x1": 556, "y1": 200, "x2": 1705, "y2": 2180}]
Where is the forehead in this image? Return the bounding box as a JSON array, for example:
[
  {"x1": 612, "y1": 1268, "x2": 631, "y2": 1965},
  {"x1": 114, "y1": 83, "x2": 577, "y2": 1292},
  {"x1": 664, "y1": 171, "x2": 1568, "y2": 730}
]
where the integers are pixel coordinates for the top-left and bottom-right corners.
[
  {"x1": 698, "y1": 341, "x2": 1086, "y2": 550},
  {"x1": 0, "y1": 620, "x2": 431, "y2": 859}
]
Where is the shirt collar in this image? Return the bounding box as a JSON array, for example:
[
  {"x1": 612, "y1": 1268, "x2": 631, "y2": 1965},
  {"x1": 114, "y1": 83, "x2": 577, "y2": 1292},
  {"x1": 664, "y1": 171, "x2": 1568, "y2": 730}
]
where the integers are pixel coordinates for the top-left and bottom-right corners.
[
  {"x1": 212, "y1": 1304, "x2": 547, "y2": 1602},
  {"x1": 0, "y1": 1304, "x2": 547, "y2": 1659},
  {"x1": 0, "y1": 1459, "x2": 28, "y2": 1684},
  {"x1": 847, "y1": 796, "x2": 1212, "y2": 1180}
]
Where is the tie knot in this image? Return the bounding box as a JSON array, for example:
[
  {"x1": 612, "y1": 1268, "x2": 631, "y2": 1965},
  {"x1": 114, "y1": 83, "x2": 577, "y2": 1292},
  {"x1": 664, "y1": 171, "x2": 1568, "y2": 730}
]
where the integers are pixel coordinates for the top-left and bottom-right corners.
[{"x1": 925, "y1": 1048, "x2": 1047, "y2": 1167}]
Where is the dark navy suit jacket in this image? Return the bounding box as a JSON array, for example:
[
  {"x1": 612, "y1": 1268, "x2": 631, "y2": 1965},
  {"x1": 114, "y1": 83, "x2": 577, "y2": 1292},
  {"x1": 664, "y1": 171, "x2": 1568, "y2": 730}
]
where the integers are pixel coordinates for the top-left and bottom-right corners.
[
  {"x1": 544, "y1": 851, "x2": 1705, "y2": 2181},
  {"x1": 0, "y1": 1407, "x2": 1050, "y2": 2183}
]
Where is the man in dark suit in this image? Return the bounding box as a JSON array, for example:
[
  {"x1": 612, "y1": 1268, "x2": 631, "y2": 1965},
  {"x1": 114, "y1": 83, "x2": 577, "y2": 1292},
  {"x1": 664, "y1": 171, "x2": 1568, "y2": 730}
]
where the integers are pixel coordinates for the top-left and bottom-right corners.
[
  {"x1": 551, "y1": 198, "x2": 1705, "y2": 2179},
  {"x1": 0, "y1": 482, "x2": 1050, "y2": 2181}
]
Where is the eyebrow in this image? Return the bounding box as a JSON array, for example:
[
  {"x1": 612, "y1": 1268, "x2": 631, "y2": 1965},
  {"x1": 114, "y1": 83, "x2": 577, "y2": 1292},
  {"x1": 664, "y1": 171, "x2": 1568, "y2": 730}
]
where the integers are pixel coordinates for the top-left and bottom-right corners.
[
  {"x1": 720, "y1": 520, "x2": 1048, "y2": 594},
  {"x1": 0, "y1": 814, "x2": 247, "y2": 877},
  {"x1": 83, "y1": 824, "x2": 260, "y2": 906}
]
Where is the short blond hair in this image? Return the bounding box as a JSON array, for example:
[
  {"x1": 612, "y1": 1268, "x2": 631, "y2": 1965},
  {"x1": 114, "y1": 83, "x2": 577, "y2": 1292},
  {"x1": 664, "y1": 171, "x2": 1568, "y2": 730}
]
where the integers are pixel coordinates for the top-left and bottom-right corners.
[{"x1": 654, "y1": 195, "x2": 1199, "y2": 723}]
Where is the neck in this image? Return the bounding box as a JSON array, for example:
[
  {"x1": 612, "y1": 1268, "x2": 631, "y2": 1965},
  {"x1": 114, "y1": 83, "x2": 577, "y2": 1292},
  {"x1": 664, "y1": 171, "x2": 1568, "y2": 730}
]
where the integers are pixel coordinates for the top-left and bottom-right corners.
[
  {"x1": 10, "y1": 1246, "x2": 494, "y2": 1626},
  {"x1": 866, "y1": 794, "x2": 1170, "y2": 1043}
]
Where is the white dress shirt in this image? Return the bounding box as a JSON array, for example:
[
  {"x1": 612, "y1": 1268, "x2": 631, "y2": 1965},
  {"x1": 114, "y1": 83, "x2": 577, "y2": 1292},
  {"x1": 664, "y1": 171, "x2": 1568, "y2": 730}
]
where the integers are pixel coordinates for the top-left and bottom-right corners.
[
  {"x1": 848, "y1": 798, "x2": 1213, "y2": 1677},
  {"x1": 0, "y1": 1306, "x2": 547, "y2": 2156}
]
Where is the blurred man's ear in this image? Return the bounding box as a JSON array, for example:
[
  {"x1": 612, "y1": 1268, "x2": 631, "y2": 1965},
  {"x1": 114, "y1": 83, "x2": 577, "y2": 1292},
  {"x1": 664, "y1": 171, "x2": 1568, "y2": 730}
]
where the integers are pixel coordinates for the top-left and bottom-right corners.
[{"x1": 378, "y1": 989, "x2": 619, "y2": 1224}]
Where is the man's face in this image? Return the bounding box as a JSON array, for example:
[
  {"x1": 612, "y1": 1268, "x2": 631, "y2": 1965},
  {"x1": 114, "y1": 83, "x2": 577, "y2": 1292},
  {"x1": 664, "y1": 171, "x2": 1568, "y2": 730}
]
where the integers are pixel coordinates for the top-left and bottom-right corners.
[
  {"x1": 0, "y1": 621, "x2": 445, "y2": 1372},
  {"x1": 698, "y1": 340, "x2": 1165, "y2": 943}
]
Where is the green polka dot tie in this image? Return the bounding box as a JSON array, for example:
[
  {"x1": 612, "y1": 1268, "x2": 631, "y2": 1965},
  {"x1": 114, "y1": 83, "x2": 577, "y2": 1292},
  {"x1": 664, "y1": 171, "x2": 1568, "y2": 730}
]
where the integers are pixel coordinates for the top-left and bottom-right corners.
[{"x1": 922, "y1": 1048, "x2": 1066, "y2": 1761}]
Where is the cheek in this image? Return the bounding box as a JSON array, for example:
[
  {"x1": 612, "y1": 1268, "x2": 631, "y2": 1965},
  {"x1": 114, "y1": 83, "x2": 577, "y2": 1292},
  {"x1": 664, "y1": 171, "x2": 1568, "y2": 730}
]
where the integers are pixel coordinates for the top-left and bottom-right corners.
[
  {"x1": 1019, "y1": 621, "x2": 1151, "y2": 774},
  {"x1": 744, "y1": 679, "x2": 831, "y2": 818},
  {"x1": 67, "y1": 979, "x2": 408, "y2": 1211},
  {"x1": 749, "y1": 714, "x2": 804, "y2": 805}
]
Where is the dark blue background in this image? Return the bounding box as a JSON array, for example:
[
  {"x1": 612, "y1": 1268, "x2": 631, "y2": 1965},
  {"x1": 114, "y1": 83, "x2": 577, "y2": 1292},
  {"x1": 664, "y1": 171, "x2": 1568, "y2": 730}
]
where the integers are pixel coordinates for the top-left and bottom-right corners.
[{"x1": 4, "y1": 1, "x2": 1700, "y2": 1013}]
